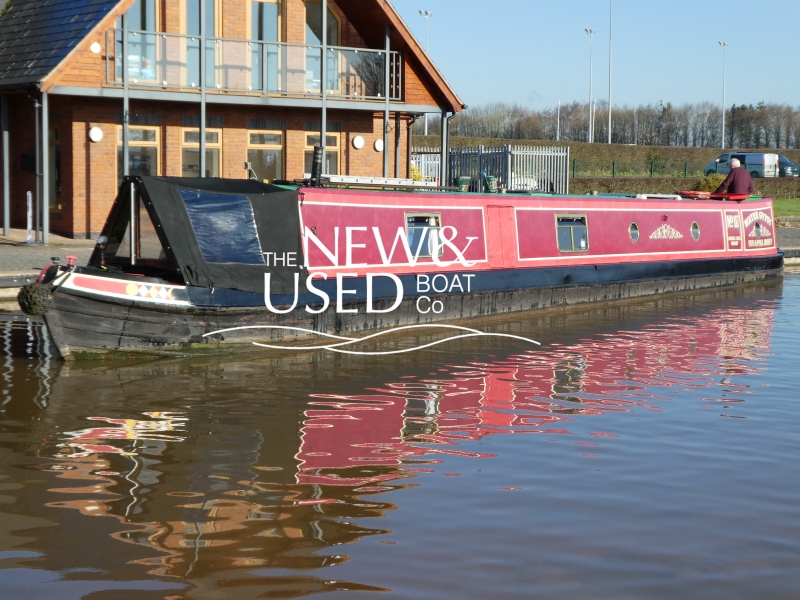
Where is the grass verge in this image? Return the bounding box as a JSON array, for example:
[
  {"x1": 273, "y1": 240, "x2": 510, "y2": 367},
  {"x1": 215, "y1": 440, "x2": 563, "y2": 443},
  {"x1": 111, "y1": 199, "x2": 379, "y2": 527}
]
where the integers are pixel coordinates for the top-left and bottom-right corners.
[{"x1": 773, "y1": 198, "x2": 800, "y2": 217}]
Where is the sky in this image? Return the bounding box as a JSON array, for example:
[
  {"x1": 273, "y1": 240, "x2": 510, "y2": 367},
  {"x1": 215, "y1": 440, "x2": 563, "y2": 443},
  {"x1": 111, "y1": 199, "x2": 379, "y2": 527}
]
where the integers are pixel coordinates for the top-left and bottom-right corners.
[{"x1": 392, "y1": 0, "x2": 800, "y2": 111}]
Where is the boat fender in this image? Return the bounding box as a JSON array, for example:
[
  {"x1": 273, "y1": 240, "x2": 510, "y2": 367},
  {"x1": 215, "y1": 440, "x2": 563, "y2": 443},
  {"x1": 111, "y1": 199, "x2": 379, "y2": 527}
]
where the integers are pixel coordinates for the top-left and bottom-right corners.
[{"x1": 17, "y1": 282, "x2": 52, "y2": 316}]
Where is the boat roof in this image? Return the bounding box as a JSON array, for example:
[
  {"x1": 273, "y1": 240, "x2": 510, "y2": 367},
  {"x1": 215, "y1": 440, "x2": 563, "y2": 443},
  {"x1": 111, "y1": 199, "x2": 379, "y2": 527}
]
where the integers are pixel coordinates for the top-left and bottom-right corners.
[{"x1": 95, "y1": 176, "x2": 304, "y2": 295}]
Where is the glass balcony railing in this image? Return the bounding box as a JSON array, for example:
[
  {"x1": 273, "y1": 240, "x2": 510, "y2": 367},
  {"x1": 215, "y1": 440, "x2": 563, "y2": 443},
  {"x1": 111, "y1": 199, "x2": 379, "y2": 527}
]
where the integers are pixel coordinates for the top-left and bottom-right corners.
[{"x1": 107, "y1": 29, "x2": 403, "y2": 101}]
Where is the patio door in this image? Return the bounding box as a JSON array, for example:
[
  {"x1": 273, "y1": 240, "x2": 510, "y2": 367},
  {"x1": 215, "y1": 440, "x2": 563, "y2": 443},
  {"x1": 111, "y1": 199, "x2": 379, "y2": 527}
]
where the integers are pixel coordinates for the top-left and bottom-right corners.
[{"x1": 304, "y1": 1, "x2": 339, "y2": 94}]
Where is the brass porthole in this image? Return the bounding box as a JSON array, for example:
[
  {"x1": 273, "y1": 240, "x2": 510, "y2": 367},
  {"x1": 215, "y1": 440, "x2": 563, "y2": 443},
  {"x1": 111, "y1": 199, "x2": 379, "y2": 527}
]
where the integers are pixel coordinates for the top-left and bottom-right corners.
[
  {"x1": 691, "y1": 222, "x2": 700, "y2": 241},
  {"x1": 629, "y1": 222, "x2": 640, "y2": 243}
]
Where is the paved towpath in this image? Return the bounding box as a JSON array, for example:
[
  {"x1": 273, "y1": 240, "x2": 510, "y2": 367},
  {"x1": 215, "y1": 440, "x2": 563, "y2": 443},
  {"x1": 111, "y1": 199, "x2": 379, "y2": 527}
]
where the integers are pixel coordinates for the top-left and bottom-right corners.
[{"x1": 0, "y1": 229, "x2": 95, "y2": 274}]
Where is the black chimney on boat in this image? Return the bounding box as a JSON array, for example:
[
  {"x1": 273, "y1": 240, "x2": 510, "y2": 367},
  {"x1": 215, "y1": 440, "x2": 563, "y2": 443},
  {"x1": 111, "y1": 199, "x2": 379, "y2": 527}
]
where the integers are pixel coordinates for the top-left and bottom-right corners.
[{"x1": 311, "y1": 145, "x2": 323, "y2": 188}]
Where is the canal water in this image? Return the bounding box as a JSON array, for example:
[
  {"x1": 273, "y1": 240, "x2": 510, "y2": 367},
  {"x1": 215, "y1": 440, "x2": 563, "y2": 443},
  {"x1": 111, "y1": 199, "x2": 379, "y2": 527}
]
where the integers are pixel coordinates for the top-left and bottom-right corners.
[{"x1": 1, "y1": 272, "x2": 799, "y2": 599}]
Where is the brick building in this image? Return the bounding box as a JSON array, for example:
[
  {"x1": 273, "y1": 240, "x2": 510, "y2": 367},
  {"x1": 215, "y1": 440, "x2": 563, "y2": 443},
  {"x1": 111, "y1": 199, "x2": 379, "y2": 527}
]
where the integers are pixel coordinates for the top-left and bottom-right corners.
[{"x1": 0, "y1": 0, "x2": 463, "y2": 239}]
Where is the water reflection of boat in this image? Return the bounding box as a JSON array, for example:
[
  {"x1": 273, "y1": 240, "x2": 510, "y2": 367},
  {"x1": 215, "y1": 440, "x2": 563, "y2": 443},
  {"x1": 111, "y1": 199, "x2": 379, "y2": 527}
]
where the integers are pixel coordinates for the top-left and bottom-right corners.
[
  {"x1": 28, "y1": 176, "x2": 782, "y2": 358},
  {"x1": 0, "y1": 285, "x2": 777, "y2": 593}
]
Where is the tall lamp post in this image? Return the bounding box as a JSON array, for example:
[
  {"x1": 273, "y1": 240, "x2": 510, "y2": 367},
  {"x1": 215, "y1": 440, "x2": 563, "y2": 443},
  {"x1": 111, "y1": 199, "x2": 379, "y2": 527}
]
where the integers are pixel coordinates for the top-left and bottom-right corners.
[
  {"x1": 607, "y1": 0, "x2": 612, "y2": 144},
  {"x1": 719, "y1": 41, "x2": 728, "y2": 149},
  {"x1": 420, "y1": 10, "x2": 433, "y2": 136},
  {"x1": 585, "y1": 28, "x2": 595, "y2": 143}
]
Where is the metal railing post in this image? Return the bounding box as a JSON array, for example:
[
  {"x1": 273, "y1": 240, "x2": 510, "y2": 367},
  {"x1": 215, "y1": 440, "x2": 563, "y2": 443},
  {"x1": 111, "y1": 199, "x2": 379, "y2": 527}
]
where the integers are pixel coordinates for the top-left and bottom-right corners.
[
  {"x1": 612, "y1": 160, "x2": 616, "y2": 178},
  {"x1": 573, "y1": 158, "x2": 577, "y2": 178},
  {"x1": 684, "y1": 162, "x2": 688, "y2": 178},
  {"x1": 321, "y1": 0, "x2": 327, "y2": 172},
  {"x1": 650, "y1": 161, "x2": 654, "y2": 177},
  {"x1": 383, "y1": 25, "x2": 390, "y2": 178},
  {"x1": 122, "y1": 12, "x2": 129, "y2": 178},
  {"x1": 199, "y1": 0, "x2": 206, "y2": 178}
]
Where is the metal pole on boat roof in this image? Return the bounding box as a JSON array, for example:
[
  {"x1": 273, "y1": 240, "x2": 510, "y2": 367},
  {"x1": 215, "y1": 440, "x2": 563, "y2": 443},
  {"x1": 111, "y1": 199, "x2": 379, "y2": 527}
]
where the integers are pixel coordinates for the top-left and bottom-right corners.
[
  {"x1": 585, "y1": 28, "x2": 594, "y2": 143},
  {"x1": 719, "y1": 41, "x2": 728, "y2": 149},
  {"x1": 122, "y1": 11, "x2": 130, "y2": 178},
  {"x1": 41, "y1": 91, "x2": 49, "y2": 244},
  {"x1": 2, "y1": 95, "x2": 9, "y2": 236},
  {"x1": 383, "y1": 25, "x2": 391, "y2": 178},
  {"x1": 33, "y1": 97, "x2": 40, "y2": 243},
  {"x1": 130, "y1": 180, "x2": 136, "y2": 265},
  {"x1": 200, "y1": 0, "x2": 207, "y2": 177},
  {"x1": 607, "y1": 0, "x2": 612, "y2": 144},
  {"x1": 320, "y1": 0, "x2": 327, "y2": 174}
]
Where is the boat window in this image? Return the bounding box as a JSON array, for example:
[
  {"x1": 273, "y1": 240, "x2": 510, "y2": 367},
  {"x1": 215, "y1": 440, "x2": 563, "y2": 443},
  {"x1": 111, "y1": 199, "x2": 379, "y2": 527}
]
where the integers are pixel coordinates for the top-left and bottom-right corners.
[
  {"x1": 556, "y1": 215, "x2": 588, "y2": 252},
  {"x1": 179, "y1": 189, "x2": 266, "y2": 264},
  {"x1": 629, "y1": 222, "x2": 639, "y2": 243},
  {"x1": 691, "y1": 222, "x2": 700, "y2": 241},
  {"x1": 405, "y1": 213, "x2": 442, "y2": 258}
]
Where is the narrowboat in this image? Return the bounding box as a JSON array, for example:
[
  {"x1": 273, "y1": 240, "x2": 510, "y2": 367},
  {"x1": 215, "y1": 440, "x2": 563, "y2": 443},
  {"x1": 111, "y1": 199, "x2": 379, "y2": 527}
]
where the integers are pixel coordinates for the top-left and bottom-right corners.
[{"x1": 25, "y1": 176, "x2": 783, "y2": 359}]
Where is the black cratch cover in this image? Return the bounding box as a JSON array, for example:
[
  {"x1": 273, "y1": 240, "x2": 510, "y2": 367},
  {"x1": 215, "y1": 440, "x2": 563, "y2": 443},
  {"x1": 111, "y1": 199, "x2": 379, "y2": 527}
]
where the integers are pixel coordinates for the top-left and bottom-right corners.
[{"x1": 136, "y1": 177, "x2": 304, "y2": 294}]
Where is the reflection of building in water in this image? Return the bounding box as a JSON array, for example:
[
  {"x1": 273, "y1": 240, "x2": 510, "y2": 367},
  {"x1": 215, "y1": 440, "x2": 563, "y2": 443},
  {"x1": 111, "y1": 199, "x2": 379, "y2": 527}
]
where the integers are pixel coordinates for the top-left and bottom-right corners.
[{"x1": 13, "y1": 301, "x2": 775, "y2": 588}]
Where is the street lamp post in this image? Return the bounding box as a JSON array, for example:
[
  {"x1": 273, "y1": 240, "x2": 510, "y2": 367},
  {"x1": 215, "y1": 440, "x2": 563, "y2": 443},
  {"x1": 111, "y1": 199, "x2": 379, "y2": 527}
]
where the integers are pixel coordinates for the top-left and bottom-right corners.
[
  {"x1": 719, "y1": 41, "x2": 728, "y2": 149},
  {"x1": 420, "y1": 10, "x2": 433, "y2": 136},
  {"x1": 608, "y1": 0, "x2": 612, "y2": 144},
  {"x1": 585, "y1": 28, "x2": 595, "y2": 143}
]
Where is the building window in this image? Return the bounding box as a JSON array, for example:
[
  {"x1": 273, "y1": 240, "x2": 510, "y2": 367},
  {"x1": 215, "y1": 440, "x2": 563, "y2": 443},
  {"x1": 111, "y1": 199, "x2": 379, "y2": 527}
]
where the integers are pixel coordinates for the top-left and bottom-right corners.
[
  {"x1": 405, "y1": 213, "x2": 442, "y2": 258},
  {"x1": 250, "y1": 0, "x2": 282, "y2": 91},
  {"x1": 117, "y1": 126, "x2": 160, "y2": 185},
  {"x1": 49, "y1": 127, "x2": 61, "y2": 213},
  {"x1": 556, "y1": 215, "x2": 589, "y2": 252},
  {"x1": 247, "y1": 131, "x2": 283, "y2": 182},
  {"x1": 181, "y1": 128, "x2": 221, "y2": 177},
  {"x1": 304, "y1": 1, "x2": 340, "y2": 93},
  {"x1": 184, "y1": 0, "x2": 221, "y2": 87},
  {"x1": 304, "y1": 133, "x2": 339, "y2": 176},
  {"x1": 117, "y1": 0, "x2": 160, "y2": 82}
]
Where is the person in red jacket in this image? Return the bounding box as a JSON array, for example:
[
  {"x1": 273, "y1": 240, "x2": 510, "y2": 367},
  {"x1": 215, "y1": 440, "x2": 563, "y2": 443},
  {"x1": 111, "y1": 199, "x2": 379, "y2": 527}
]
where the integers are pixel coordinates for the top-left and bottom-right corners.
[{"x1": 715, "y1": 158, "x2": 754, "y2": 195}]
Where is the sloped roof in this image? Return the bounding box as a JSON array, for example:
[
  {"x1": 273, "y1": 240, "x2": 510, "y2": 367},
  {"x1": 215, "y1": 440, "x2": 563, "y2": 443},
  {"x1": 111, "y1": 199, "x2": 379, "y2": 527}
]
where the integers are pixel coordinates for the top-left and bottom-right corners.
[
  {"x1": 339, "y1": 0, "x2": 464, "y2": 113},
  {"x1": 0, "y1": 0, "x2": 121, "y2": 88}
]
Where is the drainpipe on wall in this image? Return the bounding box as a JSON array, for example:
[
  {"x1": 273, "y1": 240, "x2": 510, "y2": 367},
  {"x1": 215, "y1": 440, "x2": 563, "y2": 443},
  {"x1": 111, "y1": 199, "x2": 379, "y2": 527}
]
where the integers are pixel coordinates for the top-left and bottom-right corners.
[
  {"x1": 2, "y1": 95, "x2": 9, "y2": 236},
  {"x1": 41, "y1": 91, "x2": 49, "y2": 243},
  {"x1": 33, "y1": 97, "x2": 40, "y2": 243},
  {"x1": 406, "y1": 114, "x2": 419, "y2": 180},
  {"x1": 439, "y1": 111, "x2": 449, "y2": 187},
  {"x1": 394, "y1": 112, "x2": 401, "y2": 178}
]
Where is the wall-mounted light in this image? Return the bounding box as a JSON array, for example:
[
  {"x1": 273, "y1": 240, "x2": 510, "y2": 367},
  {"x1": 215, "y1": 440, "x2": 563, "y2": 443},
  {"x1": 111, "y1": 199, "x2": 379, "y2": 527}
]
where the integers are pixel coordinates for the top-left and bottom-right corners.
[
  {"x1": 88, "y1": 127, "x2": 104, "y2": 142},
  {"x1": 352, "y1": 135, "x2": 365, "y2": 149},
  {"x1": 89, "y1": 41, "x2": 101, "y2": 54},
  {"x1": 374, "y1": 139, "x2": 384, "y2": 152}
]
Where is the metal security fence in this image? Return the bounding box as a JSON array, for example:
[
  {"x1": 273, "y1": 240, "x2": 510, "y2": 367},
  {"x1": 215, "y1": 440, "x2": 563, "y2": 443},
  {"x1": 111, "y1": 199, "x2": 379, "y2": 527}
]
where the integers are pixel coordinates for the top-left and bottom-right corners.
[
  {"x1": 571, "y1": 160, "x2": 708, "y2": 178},
  {"x1": 412, "y1": 145, "x2": 570, "y2": 194}
]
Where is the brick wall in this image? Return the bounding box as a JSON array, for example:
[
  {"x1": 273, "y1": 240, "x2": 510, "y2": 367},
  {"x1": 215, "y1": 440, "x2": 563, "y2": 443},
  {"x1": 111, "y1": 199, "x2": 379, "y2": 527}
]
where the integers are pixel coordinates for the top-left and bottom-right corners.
[{"x1": 6, "y1": 96, "x2": 411, "y2": 237}]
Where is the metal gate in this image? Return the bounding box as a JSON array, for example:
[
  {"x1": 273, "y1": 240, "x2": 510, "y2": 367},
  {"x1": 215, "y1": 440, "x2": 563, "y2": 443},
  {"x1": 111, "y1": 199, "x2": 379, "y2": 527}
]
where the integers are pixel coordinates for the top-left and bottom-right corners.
[{"x1": 412, "y1": 145, "x2": 570, "y2": 194}]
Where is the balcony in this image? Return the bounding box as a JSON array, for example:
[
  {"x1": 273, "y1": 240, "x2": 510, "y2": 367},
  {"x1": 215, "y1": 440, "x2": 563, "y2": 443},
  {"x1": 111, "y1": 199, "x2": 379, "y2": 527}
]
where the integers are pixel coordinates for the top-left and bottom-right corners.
[{"x1": 106, "y1": 29, "x2": 403, "y2": 102}]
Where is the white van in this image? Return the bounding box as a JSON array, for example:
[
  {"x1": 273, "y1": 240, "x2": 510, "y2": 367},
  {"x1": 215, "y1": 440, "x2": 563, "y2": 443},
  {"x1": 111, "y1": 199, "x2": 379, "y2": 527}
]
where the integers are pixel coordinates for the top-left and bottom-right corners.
[{"x1": 704, "y1": 152, "x2": 779, "y2": 178}]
